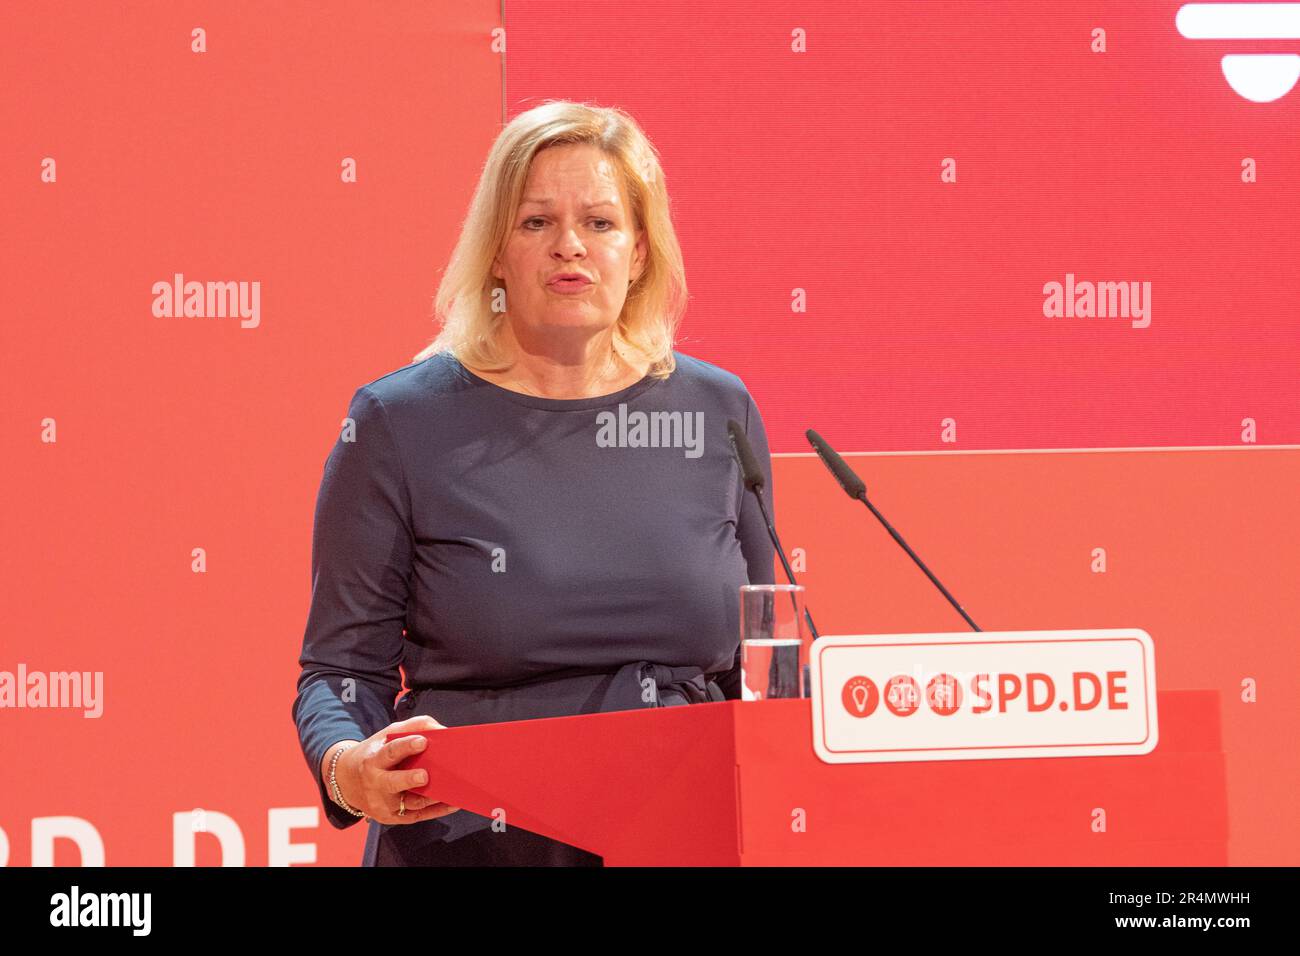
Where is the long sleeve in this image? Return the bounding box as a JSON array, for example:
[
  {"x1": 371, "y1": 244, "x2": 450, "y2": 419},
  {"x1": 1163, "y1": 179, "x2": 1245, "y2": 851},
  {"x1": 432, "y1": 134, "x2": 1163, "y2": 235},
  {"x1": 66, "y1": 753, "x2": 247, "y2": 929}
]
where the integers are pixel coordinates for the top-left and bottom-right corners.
[
  {"x1": 292, "y1": 385, "x2": 413, "y2": 829},
  {"x1": 715, "y1": 390, "x2": 777, "y2": 700}
]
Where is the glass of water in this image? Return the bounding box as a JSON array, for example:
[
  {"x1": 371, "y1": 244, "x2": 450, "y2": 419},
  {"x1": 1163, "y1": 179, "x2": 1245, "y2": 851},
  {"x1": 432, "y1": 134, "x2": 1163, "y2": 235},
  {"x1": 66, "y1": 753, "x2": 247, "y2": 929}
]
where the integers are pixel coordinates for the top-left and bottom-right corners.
[{"x1": 739, "y1": 584, "x2": 809, "y2": 700}]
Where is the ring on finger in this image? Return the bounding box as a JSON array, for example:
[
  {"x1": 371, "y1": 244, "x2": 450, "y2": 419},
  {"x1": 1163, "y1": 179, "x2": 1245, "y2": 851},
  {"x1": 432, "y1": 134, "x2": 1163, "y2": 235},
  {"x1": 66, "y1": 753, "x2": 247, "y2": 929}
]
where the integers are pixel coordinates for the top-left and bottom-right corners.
[{"x1": 398, "y1": 794, "x2": 406, "y2": 817}]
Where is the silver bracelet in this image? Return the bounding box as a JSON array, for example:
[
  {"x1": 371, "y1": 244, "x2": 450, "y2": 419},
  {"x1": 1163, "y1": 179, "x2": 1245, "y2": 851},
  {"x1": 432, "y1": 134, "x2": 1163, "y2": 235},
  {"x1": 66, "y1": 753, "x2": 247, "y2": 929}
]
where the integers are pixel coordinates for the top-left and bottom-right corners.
[{"x1": 328, "y1": 741, "x2": 366, "y2": 818}]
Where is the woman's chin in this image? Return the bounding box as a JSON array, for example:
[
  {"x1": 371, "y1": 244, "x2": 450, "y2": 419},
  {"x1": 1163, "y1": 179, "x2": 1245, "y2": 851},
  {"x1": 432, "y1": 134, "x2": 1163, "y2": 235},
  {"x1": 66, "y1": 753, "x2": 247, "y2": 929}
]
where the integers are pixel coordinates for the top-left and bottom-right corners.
[{"x1": 531, "y1": 311, "x2": 617, "y2": 334}]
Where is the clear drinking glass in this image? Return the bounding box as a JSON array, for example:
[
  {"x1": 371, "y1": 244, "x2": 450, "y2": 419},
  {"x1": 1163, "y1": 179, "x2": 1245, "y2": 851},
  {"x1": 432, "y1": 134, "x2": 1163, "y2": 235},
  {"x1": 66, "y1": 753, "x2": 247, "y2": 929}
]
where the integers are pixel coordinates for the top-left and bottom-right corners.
[{"x1": 739, "y1": 584, "x2": 810, "y2": 700}]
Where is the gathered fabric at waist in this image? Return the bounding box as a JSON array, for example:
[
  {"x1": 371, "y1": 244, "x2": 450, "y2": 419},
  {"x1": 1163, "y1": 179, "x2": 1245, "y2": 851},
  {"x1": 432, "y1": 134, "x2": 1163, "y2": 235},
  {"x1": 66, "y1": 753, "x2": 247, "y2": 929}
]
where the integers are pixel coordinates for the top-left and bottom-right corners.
[{"x1": 398, "y1": 660, "x2": 726, "y2": 728}]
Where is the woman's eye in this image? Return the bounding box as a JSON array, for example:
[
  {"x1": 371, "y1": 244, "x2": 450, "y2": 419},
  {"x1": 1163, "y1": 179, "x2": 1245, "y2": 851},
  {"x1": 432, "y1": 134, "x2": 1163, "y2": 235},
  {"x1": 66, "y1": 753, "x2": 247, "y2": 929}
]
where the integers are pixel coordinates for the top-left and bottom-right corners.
[{"x1": 522, "y1": 218, "x2": 613, "y2": 230}]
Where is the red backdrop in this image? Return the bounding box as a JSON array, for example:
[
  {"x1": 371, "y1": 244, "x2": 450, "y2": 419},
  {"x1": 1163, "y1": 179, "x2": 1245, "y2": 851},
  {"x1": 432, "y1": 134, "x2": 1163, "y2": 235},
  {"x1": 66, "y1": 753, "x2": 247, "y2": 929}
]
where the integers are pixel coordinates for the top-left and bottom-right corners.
[{"x1": 2, "y1": 0, "x2": 1296, "y2": 865}]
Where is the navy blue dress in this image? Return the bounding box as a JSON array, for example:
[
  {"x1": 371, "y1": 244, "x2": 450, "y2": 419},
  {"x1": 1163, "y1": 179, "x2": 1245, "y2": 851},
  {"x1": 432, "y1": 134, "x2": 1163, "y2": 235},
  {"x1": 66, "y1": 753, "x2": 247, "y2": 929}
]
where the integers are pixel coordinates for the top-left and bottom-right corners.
[{"x1": 291, "y1": 350, "x2": 776, "y2": 865}]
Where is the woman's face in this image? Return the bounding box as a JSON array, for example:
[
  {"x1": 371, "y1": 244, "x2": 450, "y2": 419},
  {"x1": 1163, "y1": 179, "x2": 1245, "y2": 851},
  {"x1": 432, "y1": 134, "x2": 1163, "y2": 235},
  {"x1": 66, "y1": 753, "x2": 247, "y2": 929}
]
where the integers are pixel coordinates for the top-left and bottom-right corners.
[{"x1": 492, "y1": 142, "x2": 647, "y2": 344}]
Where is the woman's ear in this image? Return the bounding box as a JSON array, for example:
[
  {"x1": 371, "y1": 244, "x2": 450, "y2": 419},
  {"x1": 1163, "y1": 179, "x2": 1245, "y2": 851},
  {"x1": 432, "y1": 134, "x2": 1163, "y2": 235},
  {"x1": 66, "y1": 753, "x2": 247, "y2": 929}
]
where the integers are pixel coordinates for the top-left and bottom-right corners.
[{"x1": 631, "y1": 230, "x2": 648, "y2": 283}]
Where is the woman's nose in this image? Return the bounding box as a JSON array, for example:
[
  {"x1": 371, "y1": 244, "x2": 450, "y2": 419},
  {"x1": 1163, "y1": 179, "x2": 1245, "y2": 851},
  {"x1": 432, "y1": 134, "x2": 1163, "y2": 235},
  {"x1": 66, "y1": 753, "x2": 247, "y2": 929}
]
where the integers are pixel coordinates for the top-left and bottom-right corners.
[{"x1": 551, "y1": 228, "x2": 585, "y2": 256}]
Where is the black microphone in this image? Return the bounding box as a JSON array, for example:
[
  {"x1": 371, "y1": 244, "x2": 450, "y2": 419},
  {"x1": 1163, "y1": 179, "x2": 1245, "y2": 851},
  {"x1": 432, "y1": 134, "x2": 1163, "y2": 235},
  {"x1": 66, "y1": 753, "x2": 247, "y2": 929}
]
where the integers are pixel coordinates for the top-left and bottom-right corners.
[
  {"x1": 805, "y1": 428, "x2": 981, "y2": 633},
  {"x1": 727, "y1": 419, "x2": 820, "y2": 643}
]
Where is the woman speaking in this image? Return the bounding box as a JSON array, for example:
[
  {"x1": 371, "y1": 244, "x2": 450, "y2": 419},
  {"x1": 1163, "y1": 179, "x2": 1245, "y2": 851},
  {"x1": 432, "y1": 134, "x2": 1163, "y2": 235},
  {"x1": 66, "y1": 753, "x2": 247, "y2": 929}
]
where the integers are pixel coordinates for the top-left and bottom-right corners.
[{"x1": 292, "y1": 100, "x2": 776, "y2": 866}]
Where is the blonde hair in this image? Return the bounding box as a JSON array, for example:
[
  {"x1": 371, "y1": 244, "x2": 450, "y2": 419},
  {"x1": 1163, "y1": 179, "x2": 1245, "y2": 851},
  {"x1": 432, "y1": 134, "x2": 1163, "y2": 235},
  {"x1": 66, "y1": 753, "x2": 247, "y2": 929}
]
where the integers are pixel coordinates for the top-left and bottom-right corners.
[{"x1": 413, "y1": 100, "x2": 687, "y2": 379}]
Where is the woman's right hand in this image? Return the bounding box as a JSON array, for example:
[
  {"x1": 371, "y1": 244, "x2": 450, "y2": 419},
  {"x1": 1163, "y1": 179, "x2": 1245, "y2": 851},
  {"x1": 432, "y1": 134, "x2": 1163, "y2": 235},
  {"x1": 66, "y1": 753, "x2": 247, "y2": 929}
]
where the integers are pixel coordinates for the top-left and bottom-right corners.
[{"x1": 324, "y1": 715, "x2": 461, "y2": 825}]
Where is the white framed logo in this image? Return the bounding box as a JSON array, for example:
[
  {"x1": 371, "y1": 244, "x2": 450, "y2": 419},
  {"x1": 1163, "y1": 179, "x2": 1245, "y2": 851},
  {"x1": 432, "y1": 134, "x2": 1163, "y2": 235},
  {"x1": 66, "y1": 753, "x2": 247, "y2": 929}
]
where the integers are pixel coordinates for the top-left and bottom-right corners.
[{"x1": 810, "y1": 628, "x2": 1159, "y2": 764}]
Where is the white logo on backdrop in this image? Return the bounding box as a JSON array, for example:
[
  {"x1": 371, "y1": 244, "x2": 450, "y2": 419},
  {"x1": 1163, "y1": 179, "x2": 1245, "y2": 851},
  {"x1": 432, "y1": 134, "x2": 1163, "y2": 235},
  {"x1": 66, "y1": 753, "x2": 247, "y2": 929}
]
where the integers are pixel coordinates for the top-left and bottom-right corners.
[{"x1": 1176, "y1": 3, "x2": 1300, "y2": 102}]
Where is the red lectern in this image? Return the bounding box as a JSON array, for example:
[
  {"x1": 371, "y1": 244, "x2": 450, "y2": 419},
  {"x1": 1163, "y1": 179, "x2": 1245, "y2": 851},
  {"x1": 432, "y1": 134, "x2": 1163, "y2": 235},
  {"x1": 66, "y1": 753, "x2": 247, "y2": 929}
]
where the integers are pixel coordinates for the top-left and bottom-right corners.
[{"x1": 393, "y1": 690, "x2": 1226, "y2": 865}]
